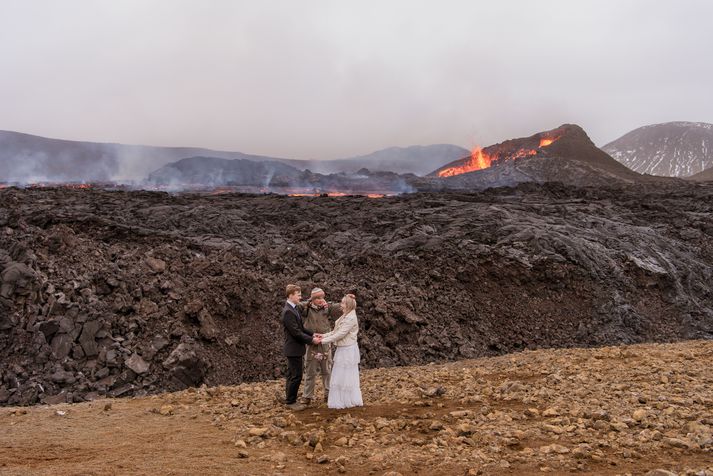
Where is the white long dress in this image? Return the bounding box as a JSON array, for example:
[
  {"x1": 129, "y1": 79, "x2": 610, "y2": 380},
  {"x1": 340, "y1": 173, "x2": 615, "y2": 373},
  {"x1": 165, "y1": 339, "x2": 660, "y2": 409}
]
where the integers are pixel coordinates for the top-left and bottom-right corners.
[{"x1": 320, "y1": 310, "x2": 363, "y2": 409}]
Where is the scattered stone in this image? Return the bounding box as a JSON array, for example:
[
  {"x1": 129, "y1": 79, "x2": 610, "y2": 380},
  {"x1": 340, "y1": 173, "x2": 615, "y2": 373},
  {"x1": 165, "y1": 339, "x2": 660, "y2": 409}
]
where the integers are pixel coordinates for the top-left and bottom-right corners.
[
  {"x1": 645, "y1": 470, "x2": 678, "y2": 476},
  {"x1": 540, "y1": 444, "x2": 570, "y2": 454},
  {"x1": 610, "y1": 420, "x2": 629, "y2": 432},
  {"x1": 78, "y1": 320, "x2": 101, "y2": 357},
  {"x1": 664, "y1": 437, "x2": 690, "y2": 449},
  {"x1": 419, "y1": 386, "x2": 446, "y2": 398},
  {"x1": 145, "y1": 257, "x2": 167, "y2": 273},
  {"x1": 248, "y1": 427, "x2": 268, "y2": 438},
  {"x1": 125, "y1": 354, "x2": 150, "y2": 375},
  {"x1": 429, "y1": 421, "x2": 444, "y2": 431}
]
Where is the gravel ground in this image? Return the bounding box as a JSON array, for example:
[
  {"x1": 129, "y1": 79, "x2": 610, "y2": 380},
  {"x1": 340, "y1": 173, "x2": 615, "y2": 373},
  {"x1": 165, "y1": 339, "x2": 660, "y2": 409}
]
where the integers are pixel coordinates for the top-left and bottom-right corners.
[{"x1": 1, "y1": 340, "x2": 711, "y2": 475}]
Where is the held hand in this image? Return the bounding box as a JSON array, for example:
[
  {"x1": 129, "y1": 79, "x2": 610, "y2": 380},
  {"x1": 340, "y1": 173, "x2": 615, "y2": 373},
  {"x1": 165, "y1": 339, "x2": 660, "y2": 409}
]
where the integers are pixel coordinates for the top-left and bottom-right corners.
[{"x1": 312, "y1": 336, "x2": 322, "y2": 344}]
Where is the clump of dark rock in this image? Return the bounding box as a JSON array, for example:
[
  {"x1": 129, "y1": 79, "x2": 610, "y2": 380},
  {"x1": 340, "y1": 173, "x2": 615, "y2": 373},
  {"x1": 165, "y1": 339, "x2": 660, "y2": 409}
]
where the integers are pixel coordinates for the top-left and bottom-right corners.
[{"x1": 1, "y1": 181, "x2": 712, "y2": 406}]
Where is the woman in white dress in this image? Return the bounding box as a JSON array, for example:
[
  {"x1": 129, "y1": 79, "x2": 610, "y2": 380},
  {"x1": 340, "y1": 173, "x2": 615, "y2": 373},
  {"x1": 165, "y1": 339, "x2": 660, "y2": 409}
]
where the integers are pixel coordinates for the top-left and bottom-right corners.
[{"x1": 315, "y1": 294, "x2": 363, "y2": 409}]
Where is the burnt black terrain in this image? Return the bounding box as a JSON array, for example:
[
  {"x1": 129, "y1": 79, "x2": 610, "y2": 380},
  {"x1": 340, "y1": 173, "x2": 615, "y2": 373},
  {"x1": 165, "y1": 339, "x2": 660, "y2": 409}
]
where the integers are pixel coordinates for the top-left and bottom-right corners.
[{"x1": 1, "y1": 182, "x2": 712, "y2": 406}]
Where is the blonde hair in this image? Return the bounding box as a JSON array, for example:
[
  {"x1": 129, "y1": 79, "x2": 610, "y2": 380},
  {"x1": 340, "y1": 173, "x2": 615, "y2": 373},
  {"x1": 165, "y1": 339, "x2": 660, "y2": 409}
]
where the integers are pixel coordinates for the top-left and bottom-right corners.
[{"x1": 341, "y1": 294, "x2": 356, "y2": 315}]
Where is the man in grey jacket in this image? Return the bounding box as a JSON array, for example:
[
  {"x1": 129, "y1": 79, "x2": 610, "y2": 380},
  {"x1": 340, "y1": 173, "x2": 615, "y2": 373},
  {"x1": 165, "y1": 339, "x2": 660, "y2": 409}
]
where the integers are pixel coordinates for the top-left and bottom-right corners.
[{"x1": 298, "y1": 287, "x2": 348, "y2": 405}]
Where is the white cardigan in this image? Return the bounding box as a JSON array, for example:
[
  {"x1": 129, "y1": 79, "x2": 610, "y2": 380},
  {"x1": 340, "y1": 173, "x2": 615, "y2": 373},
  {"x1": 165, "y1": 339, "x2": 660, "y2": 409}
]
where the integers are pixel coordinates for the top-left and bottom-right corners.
[{"x1": 320, "y1": 310, "x2": 358, "y2": 347}]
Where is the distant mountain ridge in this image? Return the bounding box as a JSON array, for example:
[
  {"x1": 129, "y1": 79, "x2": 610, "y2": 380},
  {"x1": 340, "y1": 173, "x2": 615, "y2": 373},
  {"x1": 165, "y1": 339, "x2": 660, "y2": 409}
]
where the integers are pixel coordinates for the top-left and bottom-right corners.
[
  {"x1": 603, "y1": 122, "x2": 713, "y2": 177},
  {"x1": 0, "y1": 130, "x2": 466, "y2": 182},
  {"x1": 0, "y1": 130, "x2": 294, "y2": 183},
  {"x1": 316, "y1": 144, "x2": 469, "y2": 176}
]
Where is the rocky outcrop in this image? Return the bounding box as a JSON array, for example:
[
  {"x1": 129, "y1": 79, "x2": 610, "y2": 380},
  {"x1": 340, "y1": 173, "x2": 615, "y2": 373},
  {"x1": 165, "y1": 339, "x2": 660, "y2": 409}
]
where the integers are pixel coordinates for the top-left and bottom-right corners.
[{"x1": 0, "y1": 182, "x2": 712, "y2": 405}]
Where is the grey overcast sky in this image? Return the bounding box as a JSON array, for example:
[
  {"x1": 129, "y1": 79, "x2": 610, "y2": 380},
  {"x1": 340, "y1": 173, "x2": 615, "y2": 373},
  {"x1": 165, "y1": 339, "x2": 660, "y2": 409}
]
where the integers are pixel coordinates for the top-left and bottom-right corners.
[{"x1": 1, "y1": 0, "x2": 712, "y2": 159}]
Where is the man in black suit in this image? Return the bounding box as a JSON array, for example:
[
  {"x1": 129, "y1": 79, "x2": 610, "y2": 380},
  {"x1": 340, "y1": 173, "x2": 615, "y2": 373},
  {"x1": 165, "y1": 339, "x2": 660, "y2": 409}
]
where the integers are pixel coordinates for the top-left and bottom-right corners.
[{"x1": 282, "y1": 284, "x2": 321, "y2": 410}]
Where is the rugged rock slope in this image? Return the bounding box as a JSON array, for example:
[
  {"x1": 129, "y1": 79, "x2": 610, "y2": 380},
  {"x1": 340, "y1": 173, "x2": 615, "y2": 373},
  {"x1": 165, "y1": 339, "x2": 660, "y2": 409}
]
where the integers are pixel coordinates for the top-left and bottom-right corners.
[
  {"x1": 1, "y1": 182, "x2": 712, "y2": 406},
  {"x1": 603, "y1": 122, "x2": 713, "y2": 177}
]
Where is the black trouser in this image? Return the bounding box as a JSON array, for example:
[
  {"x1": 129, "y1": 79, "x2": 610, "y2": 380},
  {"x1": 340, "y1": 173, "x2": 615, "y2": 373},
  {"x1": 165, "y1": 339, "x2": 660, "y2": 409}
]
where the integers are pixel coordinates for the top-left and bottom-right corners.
[{"x1": 285, "y1": 356, "x2": 303, "y2": 404}]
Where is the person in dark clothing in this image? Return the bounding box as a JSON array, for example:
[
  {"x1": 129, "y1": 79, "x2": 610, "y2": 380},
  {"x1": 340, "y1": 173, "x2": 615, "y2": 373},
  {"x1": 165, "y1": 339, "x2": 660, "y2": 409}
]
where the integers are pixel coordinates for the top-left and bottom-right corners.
[
  {"x1": 282, "y1": 284, "x2": 321, "y2": 411},
  {"x1": 297, "y1": 287, "x2": 345, "y2": 405}
]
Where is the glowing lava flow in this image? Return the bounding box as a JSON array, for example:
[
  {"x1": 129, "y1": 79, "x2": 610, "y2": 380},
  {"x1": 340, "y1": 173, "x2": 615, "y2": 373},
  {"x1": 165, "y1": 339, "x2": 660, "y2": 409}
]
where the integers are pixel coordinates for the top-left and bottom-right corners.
[
  {"x1": 286, "y1": 191, "x2": 389, "y2": 198},
  {"x1": 438, "y1": 147, "x2": 493, "y2": 177},
  {"x1": 287, "y1": 191, "x2": 349, "y2": 197},
  {"x1": 438, "y1": 136, "x2": 561, "y2": 178}
]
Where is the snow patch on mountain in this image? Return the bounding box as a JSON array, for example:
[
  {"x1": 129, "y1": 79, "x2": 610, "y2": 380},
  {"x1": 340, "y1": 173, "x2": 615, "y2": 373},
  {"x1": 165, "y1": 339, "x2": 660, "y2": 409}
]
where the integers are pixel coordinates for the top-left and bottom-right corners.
[{"x1": 603, "y1": 122, "x2": 713, "y2": 177}]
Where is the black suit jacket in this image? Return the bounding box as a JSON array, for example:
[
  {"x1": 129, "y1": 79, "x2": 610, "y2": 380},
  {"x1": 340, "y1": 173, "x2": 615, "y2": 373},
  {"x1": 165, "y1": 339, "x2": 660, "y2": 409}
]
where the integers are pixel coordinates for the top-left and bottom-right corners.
[{"x1": 282, "y1": 302, "x2": 314, "y2": 357}]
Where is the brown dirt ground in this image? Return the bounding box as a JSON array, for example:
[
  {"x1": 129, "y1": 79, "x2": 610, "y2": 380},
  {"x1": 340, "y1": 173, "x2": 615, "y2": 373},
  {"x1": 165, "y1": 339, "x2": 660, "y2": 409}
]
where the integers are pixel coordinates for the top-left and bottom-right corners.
[{"x1": 1, "y1": 341, "x2": 712, "y2": 476}]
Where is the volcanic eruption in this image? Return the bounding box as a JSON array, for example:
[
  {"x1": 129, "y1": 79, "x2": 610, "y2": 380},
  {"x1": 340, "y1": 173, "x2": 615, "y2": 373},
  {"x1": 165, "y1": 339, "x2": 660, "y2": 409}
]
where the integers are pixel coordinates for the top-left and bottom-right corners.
[
  {"x1": 434, "y1": 135, "x2": 562, "y2": 178},
  {"x1": 1, "y1": 124, "x2": 667, "y2": 195},
  {"x1": 415, "y1": 124, "x2": 668, "y2": 192}
]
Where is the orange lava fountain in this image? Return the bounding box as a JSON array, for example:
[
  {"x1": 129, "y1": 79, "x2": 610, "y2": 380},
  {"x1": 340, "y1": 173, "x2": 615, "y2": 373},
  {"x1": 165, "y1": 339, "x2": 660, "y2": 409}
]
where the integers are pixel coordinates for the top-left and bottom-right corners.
[
  {"x1": 438, "y1": 136, "x2": 561, "y2": 178},
  {"x1": 438, "y1": 147, "x2": 493, "y2": 177}
]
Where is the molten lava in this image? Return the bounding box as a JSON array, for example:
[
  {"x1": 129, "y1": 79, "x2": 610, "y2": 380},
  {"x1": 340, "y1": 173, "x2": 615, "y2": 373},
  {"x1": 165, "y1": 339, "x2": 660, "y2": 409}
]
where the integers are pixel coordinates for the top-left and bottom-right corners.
[
  {"x1": 438, "y1": 136, "x2": 561, "y2": 178},
  {"x1": 286, "y1": 190, "x2": 389, "y2": 198},
  {"x1": 288, "y1": 192, "x2": 349, "y2": 197},
  {"x1": 438, "y1": 148, "x2": 493, "y2": 177}
]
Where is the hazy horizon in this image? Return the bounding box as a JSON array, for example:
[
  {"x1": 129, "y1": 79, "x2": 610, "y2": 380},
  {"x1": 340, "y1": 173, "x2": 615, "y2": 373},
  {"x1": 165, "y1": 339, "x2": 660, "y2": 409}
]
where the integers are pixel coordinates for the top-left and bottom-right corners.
[{"x1": 1, "y1": 0, "x2": 712, "y2": 160}]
